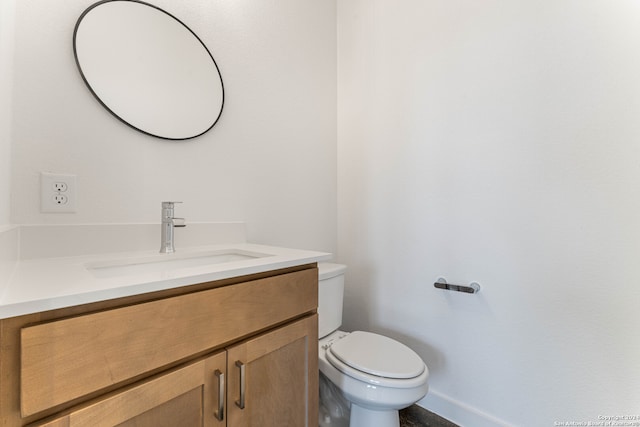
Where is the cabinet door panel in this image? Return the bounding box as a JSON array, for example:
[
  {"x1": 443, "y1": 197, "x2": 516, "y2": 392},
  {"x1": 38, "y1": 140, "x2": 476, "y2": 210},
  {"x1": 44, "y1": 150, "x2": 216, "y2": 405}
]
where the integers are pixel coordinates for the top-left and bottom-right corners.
[
  {"x1": 227, "y1": 315, "x2": 318, "y2": 427},
  {"x1": 115, "y1": 387, "x2": 202, "y2": 427},
  {"x1": 30, "y1": 352, "x2": 226, "y2": 427}
]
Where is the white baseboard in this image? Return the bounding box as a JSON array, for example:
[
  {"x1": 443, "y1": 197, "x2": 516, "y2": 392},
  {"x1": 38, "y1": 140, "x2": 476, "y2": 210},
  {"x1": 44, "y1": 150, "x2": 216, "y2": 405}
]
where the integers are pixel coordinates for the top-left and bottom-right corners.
[{"x1": 418, "y1": 389, "x2": 515, "y2": 427}]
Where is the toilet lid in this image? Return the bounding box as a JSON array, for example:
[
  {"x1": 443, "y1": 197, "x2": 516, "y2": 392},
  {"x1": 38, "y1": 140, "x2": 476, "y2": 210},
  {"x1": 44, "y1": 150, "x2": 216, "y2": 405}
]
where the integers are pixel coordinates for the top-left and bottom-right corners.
[{"x1": 328, "y1": 331, "x2": 425, "y2": 379}]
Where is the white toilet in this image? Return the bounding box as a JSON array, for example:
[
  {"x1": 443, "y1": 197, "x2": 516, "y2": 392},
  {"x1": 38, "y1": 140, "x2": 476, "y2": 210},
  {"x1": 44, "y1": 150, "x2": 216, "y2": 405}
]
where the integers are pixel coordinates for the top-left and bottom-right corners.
[{"x1": 318, "y1": 263, "x2": 429, "y2": 427}]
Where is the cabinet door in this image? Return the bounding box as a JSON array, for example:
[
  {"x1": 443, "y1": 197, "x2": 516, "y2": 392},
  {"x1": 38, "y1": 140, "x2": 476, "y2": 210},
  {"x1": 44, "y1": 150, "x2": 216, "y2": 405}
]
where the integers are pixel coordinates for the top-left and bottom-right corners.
[
  {"x1": 31, "y1": 351, "x2": 227, "y2": 427},
  {"x1": 226, "y1": 315, "x2": 318, "y2": 427}
]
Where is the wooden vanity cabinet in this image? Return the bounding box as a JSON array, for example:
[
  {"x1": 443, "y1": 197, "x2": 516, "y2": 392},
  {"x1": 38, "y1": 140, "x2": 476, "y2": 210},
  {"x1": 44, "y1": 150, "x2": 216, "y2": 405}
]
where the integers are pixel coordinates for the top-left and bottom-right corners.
[{"x1": 0, "y1": 265, "x2": 319, "y2": 427}]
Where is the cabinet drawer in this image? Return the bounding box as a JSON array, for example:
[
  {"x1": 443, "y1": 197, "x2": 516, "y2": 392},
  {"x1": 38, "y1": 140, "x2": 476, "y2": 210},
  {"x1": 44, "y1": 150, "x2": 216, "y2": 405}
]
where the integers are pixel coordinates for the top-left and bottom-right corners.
[
  {"x1": 21, "y1": 268, "x2": 317, "y2": 417},
  {"x1": 30, "y1": 351, "x2": 226, "y2": 427}
]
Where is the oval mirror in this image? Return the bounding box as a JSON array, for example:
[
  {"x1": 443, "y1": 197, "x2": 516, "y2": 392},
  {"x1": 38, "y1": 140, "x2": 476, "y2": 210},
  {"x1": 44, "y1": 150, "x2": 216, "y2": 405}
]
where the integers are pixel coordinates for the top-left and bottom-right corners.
[{"x1": 73, "y1": 0, "x2": 224, "y2": 140}]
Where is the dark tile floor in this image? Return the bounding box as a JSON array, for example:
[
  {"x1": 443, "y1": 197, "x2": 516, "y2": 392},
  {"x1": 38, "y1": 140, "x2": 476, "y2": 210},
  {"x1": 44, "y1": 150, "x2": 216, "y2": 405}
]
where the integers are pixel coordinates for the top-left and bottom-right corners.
[{"x1": 399, "y1": 405, "x2": 459, "y2": 427}]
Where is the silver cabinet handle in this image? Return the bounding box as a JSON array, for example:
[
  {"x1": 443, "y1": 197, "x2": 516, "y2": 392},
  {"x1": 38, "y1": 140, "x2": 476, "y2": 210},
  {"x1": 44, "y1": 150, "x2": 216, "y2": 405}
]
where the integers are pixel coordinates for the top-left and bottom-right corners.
[
  {"x1": 214, "y1": 369, "x2": 224, "y2": 421},
  {"x1": 235, "y1": 360, "x2": 245, "y2": 409}
]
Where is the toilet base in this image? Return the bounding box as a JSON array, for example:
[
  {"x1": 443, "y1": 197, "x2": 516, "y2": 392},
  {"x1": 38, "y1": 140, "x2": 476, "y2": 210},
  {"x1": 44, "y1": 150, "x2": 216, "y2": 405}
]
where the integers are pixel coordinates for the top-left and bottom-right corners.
[{"x1": 350, "y1": 403, "x2": 399, "y2": 427}]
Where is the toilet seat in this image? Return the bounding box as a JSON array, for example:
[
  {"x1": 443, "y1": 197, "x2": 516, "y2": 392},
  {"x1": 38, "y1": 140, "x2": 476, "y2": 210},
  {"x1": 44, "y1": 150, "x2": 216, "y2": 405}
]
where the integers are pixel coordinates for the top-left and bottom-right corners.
[{"x1": 326, "y1": 331, "x2": 426, "y2": 388}]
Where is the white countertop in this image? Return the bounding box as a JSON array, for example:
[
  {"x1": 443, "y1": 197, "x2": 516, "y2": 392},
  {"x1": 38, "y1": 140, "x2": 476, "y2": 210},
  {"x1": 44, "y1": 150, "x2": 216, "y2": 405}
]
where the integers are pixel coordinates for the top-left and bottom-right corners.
[{"x1": 0, "y1": 243, "x2": 331, "y2": 319}]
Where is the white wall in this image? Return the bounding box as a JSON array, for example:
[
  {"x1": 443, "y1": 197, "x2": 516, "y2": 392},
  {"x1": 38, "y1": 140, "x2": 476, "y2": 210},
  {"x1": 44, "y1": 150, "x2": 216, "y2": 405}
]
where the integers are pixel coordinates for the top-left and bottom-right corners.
[
  {"x1": 0, "y1": 0, "x2": 15, "y2": 227},
  {"x1": 9, "y1": 0, "x2": 337, "y2": 252},
  {"x1": 338, "y1": 1, "x2": 640, "y2": 425}
]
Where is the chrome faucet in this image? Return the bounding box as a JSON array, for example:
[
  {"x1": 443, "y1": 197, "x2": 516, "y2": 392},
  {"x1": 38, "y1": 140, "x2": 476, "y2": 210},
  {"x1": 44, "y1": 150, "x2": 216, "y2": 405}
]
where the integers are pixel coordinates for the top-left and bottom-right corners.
[{"x1": 160, "y1": 201, "x2": 186, "y2": 253}]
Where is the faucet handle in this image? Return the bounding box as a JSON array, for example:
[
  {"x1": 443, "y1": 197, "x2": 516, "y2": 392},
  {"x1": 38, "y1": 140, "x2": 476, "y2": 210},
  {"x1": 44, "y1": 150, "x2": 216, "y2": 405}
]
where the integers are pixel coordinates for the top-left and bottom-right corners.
[
  {"x1": 173, "y1": 218, "x2": 186, "y2": 227},
  {"x1": 162, "y1": 201, "x2": 183, "y2": 208}
]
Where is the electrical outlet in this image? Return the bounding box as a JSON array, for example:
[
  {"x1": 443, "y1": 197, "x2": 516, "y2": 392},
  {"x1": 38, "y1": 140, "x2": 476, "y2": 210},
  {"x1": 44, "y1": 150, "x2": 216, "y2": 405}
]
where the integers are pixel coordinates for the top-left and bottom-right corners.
[
  {"x1": 53, "y1": 194, "x2": 68, "y2": 205},
  {"x1": 53, "y1": 182, "x2": 68, "y2": 192},
  {"x1": 41, "y1": 172, "x2": 77, "y2": 213}
]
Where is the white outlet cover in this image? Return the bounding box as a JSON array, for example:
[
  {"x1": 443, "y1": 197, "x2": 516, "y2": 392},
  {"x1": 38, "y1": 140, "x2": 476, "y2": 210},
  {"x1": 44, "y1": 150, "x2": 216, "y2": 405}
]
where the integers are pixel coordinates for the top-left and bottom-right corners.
[{"x1": 41, "y1": 172, "x2": 77, "y2": 213}]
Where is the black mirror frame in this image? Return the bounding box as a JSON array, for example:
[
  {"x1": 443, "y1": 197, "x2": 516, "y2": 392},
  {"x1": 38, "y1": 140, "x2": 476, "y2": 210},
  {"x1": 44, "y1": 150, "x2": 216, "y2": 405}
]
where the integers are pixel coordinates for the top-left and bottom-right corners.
[{"x1": 73, "y1": 0, "x2": 225, "y2": 141}]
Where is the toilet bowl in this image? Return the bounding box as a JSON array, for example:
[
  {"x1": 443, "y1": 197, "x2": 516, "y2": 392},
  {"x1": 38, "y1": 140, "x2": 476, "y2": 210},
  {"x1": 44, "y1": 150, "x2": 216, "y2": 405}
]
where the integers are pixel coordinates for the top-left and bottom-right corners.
[{"x1": 318, "y1": 263, "x2": 429, "y2": 427}]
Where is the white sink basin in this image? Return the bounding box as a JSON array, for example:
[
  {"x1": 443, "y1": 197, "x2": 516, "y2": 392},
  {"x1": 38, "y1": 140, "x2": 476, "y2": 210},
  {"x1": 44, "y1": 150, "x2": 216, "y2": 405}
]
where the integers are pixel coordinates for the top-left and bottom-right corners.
[{"x1": 86, "y1": 249, "x2": 271, "y2": 278}]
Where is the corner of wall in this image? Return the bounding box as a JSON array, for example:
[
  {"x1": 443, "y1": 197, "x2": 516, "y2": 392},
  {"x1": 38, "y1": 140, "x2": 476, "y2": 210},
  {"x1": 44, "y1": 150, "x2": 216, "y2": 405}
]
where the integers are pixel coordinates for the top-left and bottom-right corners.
[
  {"x1": 0, "y1": 226, "x2": 20, "y2": 294},
  {"x1": 0, "y1": 0, "x2": 16, "y2": 227}
]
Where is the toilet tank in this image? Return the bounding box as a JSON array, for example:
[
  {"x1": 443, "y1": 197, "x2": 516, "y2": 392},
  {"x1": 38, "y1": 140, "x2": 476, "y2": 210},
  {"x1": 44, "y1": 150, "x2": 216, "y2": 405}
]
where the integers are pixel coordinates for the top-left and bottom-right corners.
[{"x1": 318, "y1": 263, "x2": 347, "y2": 339}]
